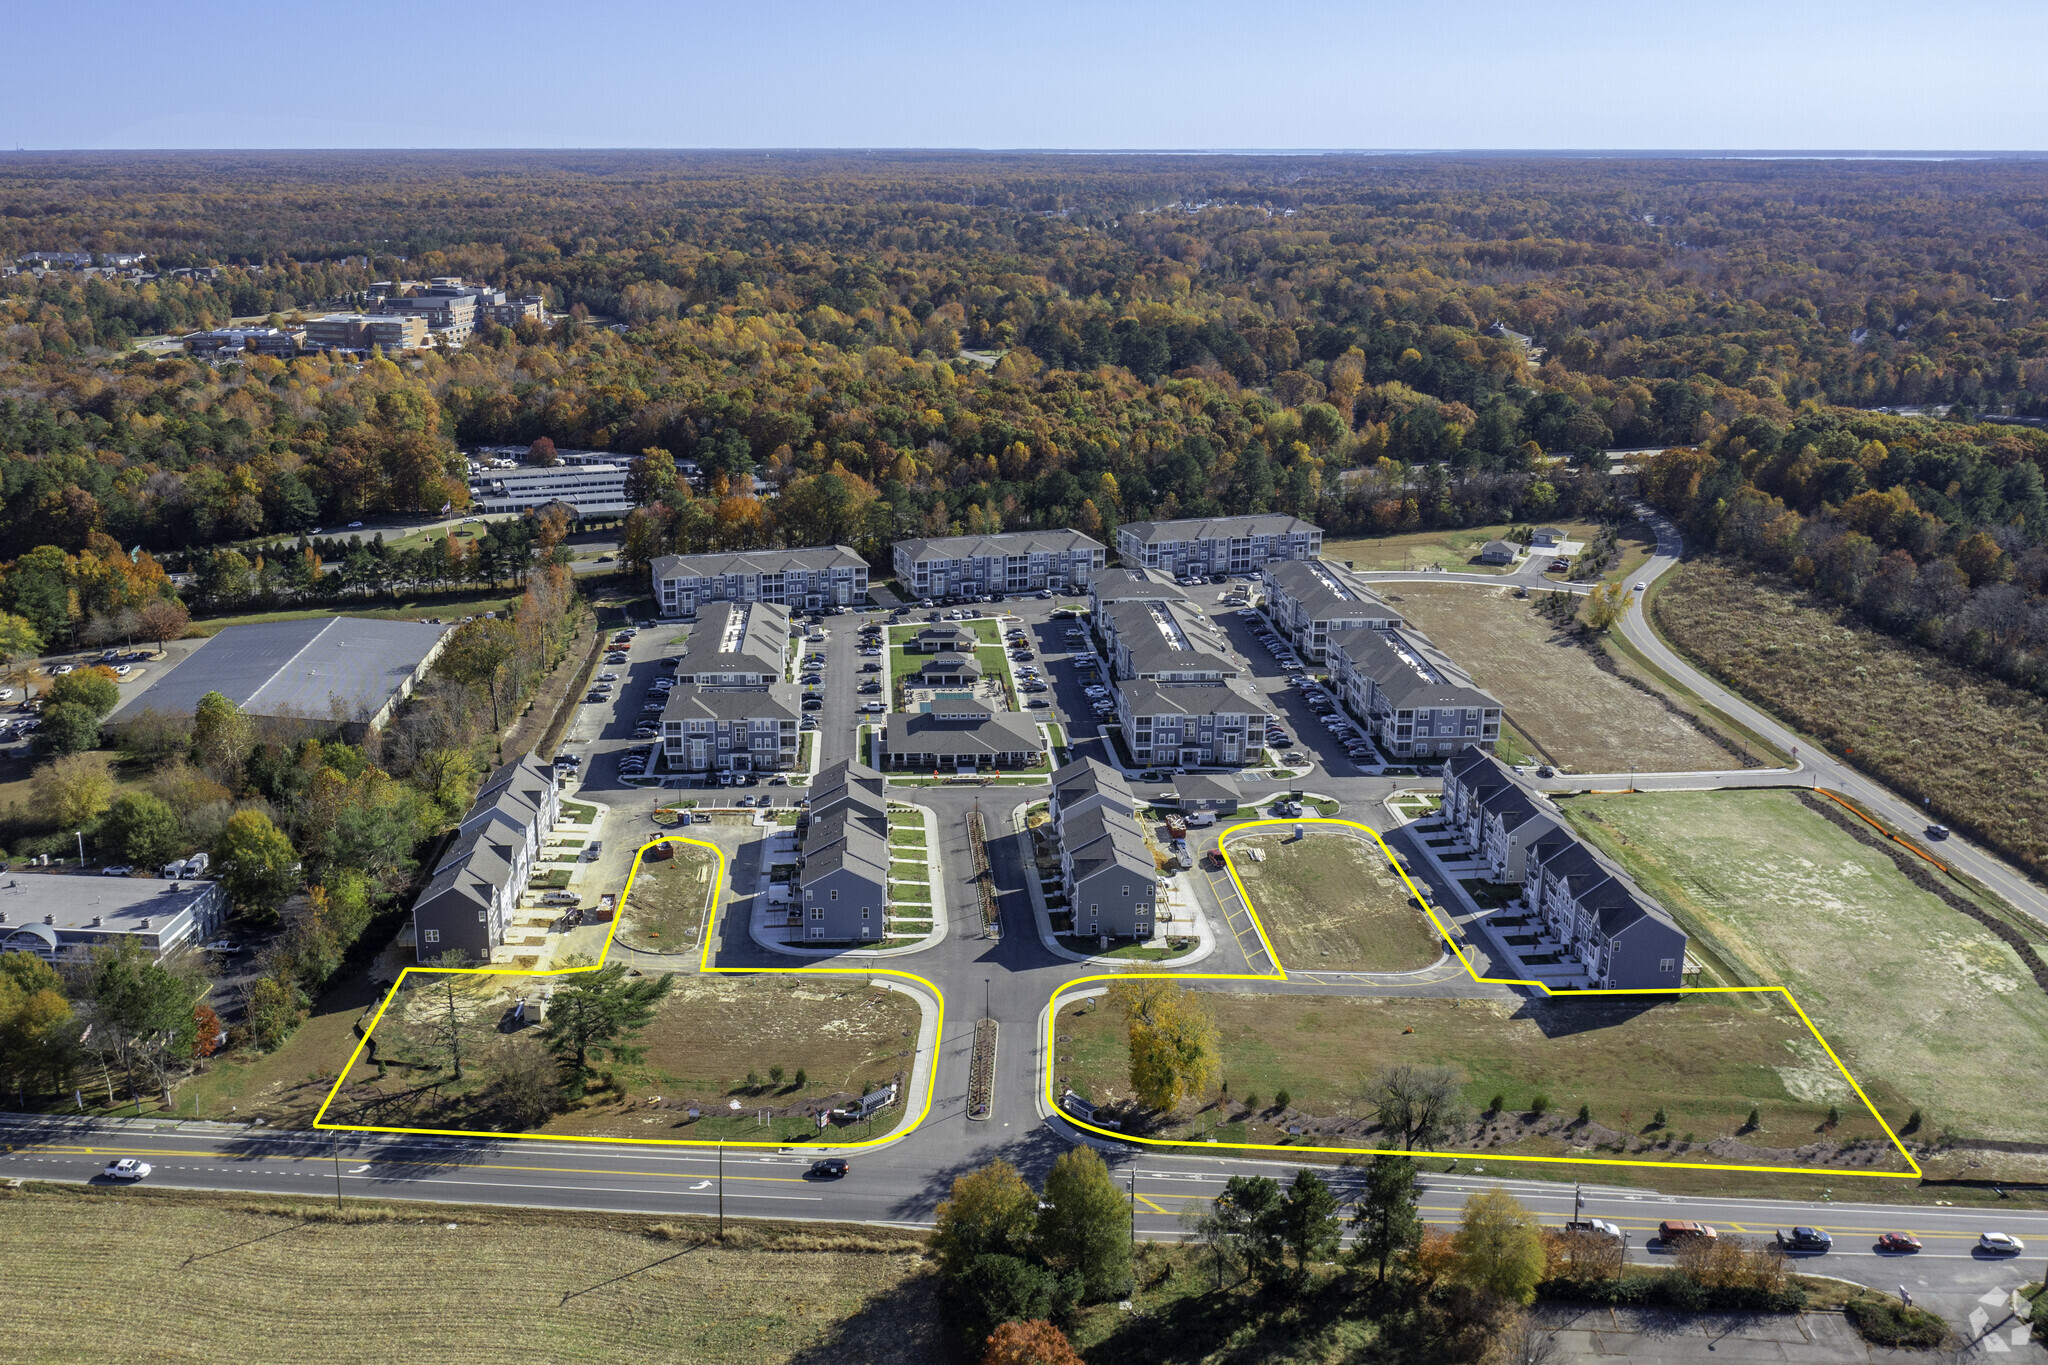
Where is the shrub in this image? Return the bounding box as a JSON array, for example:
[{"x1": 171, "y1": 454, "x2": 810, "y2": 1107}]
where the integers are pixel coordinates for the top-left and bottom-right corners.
[
  {"x1": 1529, "y1": 1094, "x2": 1550, "y2": 1116},
  {"x1": 1651, "y1": 1107, "x2": 1667, "y2": 1128},
  {"x1": 1273, "y1": 1088, "x2": 1291, "y2": 1111},
  {"x1": 1845, "y1": 1296, "x2": 1948, "y2": 1348},
  {"x1": 1489, "y1": 1093, "x2": 1506, "y2": 1115},
  {"x1": 1745, "y1": 1106, "x2": 1760, "y2": 1131},
  {"x1": 1577, "y1": 1103, "x2": 1591, "y2": 1123}
]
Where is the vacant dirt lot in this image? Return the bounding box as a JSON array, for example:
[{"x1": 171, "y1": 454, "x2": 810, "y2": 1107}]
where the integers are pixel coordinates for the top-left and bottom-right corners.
[
  {"x1": 1226, "y1": 830, "x2": 1442, "y2": 972},
  {"x1": 333, "y1": 971, "x2": 920, "y2": 1143},
  {"x1": 618, "y1": 843, "x2": 720, "y2": 951},
  {"x1": 1655, "y1": 559, "x2": 2048, "y2": 876},
  {"x1": 1561, "y1": 789, "x2": 2048, "y2": 1144},
  {"x1": 0, "y1": 1186, "x2": 939, "y2": 1365},
  {"x1": 1384, "y1": 583, "x2": 1738, "y2": 774},
  {"x1": 1056, "y1": 989, "x2": 1908, "y2": 1172}
]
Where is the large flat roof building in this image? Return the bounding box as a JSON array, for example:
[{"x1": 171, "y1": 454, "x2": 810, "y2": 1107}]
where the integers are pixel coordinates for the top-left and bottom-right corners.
[
  {"x1": 881, "y1": 698, "x2": 1044, "y2": 771},
  {"x1": 467, "y1": 463, "x2": 632, "y2": 518},
  {"x1": 0, "y1": 873, "x2": 227, "y2": 965},
  {"x1": 110, "y1": 616, "x2": 454, "y2": 737}
]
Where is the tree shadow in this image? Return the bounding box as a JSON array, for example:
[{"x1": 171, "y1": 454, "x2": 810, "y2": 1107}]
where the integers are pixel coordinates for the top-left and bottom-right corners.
[
  {"x1": 783, "y1": 1271, "x2": 948, "y2": 1365},
  {"x1": 885, "y1": 1123, "x2": 1073, "y2": 1225}
]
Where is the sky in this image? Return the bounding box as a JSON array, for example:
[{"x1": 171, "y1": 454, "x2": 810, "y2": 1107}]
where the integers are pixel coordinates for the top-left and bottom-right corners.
[{"x1": 7, "y1": 0, "x2": 2045, "y2": 151}]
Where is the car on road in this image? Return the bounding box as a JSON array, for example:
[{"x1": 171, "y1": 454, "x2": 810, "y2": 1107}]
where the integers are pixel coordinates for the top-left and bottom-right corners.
[
  {"x1": 805, "y1": 1157, "x2": 850, "y2": 1178},
  {"x1": 347, "y1": 520, "x2": 364, "y2": 528},
  {"x1": 1874, "y1": 1232, "x2": 1922, "y2": 1253},
  {"x1": 1657, "y1": 1220, "x2": 1717, "y2": 1246},
  {"x1": 1634, "y1": 582, "x2": 1646, "y2": 592},
  {"x1": 1563, "y1": 1218, "x2": 1622, "y2": 1243},
  {"x1": 1775, "y1": 1227, "x2": 1832, "y2": 1253},
  {"x1": 1980, "y1": 1231, "x2": 2025, "y2": 1254},
  {"x1": 103, "y1": 1158, "x2": 151, "y2": 1181},
  {"x1": 1926, "y1": 824, "x2": 1950, "y2": 840}
]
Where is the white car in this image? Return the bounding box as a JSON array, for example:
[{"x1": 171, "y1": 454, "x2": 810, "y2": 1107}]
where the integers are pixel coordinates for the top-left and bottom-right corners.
[
  {"x1": 859, "y1": 701, "x2": 886, "y2": 713},
  {"x1": 102, "y1": 1159, "x2": 151, "y2": 1181},
  {"x1": 114, "y1": 664, "x2": 133, "y2": 676},
  {"x1": 347, "y1": 520, "x2": 364, "y2": 528},
  {"x1": 1635, "y1": 582, "x2": 1646, "y2": 593},
  {"x1": 1980, "y1": 1231, "x2": 2026, "y2": 1254}
]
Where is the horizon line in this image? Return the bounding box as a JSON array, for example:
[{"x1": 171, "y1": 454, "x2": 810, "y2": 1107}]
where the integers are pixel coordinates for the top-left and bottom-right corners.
[{"x1": 5, "y1": 146, "x2": 2048, "y2": 160}]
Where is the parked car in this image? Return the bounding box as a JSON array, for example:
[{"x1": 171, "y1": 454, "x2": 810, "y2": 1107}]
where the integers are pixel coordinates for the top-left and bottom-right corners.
[
  {"x1": 859, "y1": 701, "x2": 886, "y2": 713},
  {"x1": 1027, "y1": 698, "x2": 1050, "y2": 708},
  {"x1": 102, "y1": 1159, "x2": 151, "y2": 1181},
  {"x1": 101, "y1": 864, "x2": 134, "y2": 877},
  {"x1": 803, "y1": 698, "x2": 824, "y2": 711},
  {"x1": 1563, "y1": 1219, "x2": 1623, "y2": 1243}
]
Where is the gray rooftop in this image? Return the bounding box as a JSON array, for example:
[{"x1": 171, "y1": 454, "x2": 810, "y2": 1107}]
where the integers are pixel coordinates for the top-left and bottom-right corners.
[
  {"x1": 1328, "y1": 627, "x2": 1497, "y2": 712},
  {"x1": 671, "y1": 601, "x2": 790, "y2": 680},
  {"x1": 1090, "y1": 568, "x2": 1191, "y2": 604},
  {"x1": 1103, "y1": 598, "x2": 1239, "y2": 678},
  {"x1": 1115, "y1": 677, "x2": 1270, "y2": 719},
  {"x1": 885, "y1": 703, "x2": 1042, "y2": 759},
  {"x1": 661, "y1": 682, "x2": 801, "y2": 724},
  {"x1": 1118, "y1": 514, "x2": 1319, "y2": 544},
  {"x1": 111, "y1": 615, "x2": 451, "y2": 727},
  {"x1": 895, "y1": 529, "x2": 1104, "y2": 562},
  {"x1": 653, "y1": 545, "x2": 867, "y2": 579},
  {"x1": 1263, "y1": 559, "x2": 1399, "y2": 623},
  {"x1": 0, "y1": 872, "x2": 218, "y2": 935}
]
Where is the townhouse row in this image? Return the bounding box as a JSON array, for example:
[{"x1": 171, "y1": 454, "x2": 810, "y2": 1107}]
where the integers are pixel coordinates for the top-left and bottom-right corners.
[
  {"x1": 1440, "y1": 748, "x2": 1687, "y2": 989},
  {"x1": 795, "y1": 760, "x2": 893, "y2": 943},
  {"x1": 410, "y1": 752, "x2": 562, "y2": 963},
  {"x1": 1047, "y1": 759, "x2": 1158, "y2": 941}
]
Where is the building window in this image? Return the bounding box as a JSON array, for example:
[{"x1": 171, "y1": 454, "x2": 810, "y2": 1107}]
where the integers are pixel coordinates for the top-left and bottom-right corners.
[
  {"x1": 1122, "y1": 886, "x2": 1130, "y2": 896},
  {"x1": 1659, "y1": 958, "x2": 1676, "y2": 973},
  {"x1": 810, "y1": 907, "x2": 824, "y2": 920},
  {"x1": 830, "y1": 889, "x2": 837, "y2": 900},
  {"x1": 422, "y1": 928, "x2": 441, "y2": 944},
  {"x1": 862, "y1": 907, "x2": 871, "y2": 919}
]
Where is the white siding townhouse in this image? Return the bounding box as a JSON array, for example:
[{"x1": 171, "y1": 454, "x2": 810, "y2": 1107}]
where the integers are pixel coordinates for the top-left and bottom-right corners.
[
  {"x1": 1115, "y1": 515, "x2": 1322, "y2": 577},
  {"x1": 1259, "y1": 559, "x2": 1402, "y2": 662},
  {"x1": 411, "y1": 753, "x2": 561, "y2": 963},
  {"x1": 892, "y1": 530, "x2": 1105, "y2": 598},
  {"x1": 652, "y1": 546, "x2": 869, "y2": 618},
  {"x1": 1325, "y1": 626, "x2": 1502, "y2": 761}
]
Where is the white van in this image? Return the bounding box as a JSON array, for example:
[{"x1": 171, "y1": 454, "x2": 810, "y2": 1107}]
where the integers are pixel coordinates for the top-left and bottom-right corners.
[
  {"x1": 1184, "y1": 810, "x2": 1217, "y2": 827},
  {"x1": 183, "y1": 851, "x2": 209, "y2": 877}
]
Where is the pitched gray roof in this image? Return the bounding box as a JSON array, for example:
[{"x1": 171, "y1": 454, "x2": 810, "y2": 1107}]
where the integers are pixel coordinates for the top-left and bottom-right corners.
[
  {"x1": 1118, "y1": 515, "x2": 1319, "y2": 544},
  {"x1": 1328, "y1": 628, "x2": 1496, "y2": 712},
  {"x1": 1104, "y1": 598, "x2": 1238, "y2": 677},
  {"x1": 885, "y1": 705, "x2": 1041, "y2": 759},
  {"x1": 1263, "y1": 559, "x2": 1398, "y2": 622},
  {"x1": 671, "y1": 601, "x2": 789, "y2": 678},
  {"x1": 1115, "y1": 677, "x2": 1269, "y2": 718},
  {"x1": 652, "y1": 545, "x2": 867, "y2": 579},
  {"x1": 895, "y1": 530, "x2": 1103, "y2": 561},
  {"x1": 1174, "y1": 773, "x2": 1239, "y2": 804},
  {"x1": 661, "y1": 683, "x2": 801, "y2": 724}
]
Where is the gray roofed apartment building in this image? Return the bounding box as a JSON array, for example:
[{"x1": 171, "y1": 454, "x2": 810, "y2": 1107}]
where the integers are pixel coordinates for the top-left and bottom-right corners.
[
  {"x1": 1087, "y1": 567, "x2": 1191, "y2": 617},
  {"x1": 110, "y1": 615, "x2": 454, "y2": 738},
  {"x1": 1115, "y1": 514, "x2": 1321, "y2": 577},
  {"x1": 1439, "y1": 748, "x2": 1685, "y2": 990},
  {"x1": 1046, "y1": 758, "x2": 1157, "y2": 940},
  {"x1": 658, "y1": 601, "x2": 801, "y2": 773},
  {"x1": 1259, "y1": 559, "x2": 1402, "y2": 662},
  {"x1": 796, "y1": 760, "x2": 891, "y2": 943},
  {"x1": 1325, "y1": 626, "x2": 1501, "y2": 760},
  {"x1": 651, "y1": 546, "x2": 869, "y2": 618},
  {"x1": 891, "y1": 529, "x2": 1106, "y2": 598},
  {"x1": 411, "y1": 752, "x2": 560, "y2": 963},
  {"x1": 1097, "y1": 597, "x2": 1241, "y2": 682},
  {"x1": 882, "y1": 697, "x2": 1043, "y2": 771},
  {"x1": 1113, "y1": 677, "x2": 1272, "y2": 768}
]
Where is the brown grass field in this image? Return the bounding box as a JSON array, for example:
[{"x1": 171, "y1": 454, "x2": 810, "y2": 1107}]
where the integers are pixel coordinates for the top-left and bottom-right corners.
[
  {"x1": 616, "y1": 842, "x2": 720, "y2": 951},
  {"x1": 0, "y1": 1185, "x2": 938, "y2": 1365},
  {"x1": 1226, "y1": 830, "x2": 1442, "y2": 972},
  {"x1": 1382, "y1": 583, "x2": 1739, "y2": 773},
  {"x1": 1654, "y1": 560, "x2": 2048, "y2": 877},
  {"x1": 1056, "y1": 990, "x2": 1910, "y2": 1174},
  {"x1": 328, "y1": 971, "x2": 920, "y2": 1143}
]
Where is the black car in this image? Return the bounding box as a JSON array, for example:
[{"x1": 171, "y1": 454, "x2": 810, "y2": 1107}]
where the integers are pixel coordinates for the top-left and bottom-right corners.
[
  {"x1": 807, "y1": 1158, "x2": 850, "y2": 1179},
  {"x1": 1776, "y1": 1227, "x2": 1833, "y2": 1253},
  {"x1": 803, "y1": 698, "x2": 823, "y2": 710}
]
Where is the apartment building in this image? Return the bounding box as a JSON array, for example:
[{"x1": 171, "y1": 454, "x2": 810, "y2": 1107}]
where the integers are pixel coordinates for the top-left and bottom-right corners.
[
  {"x1": 1087, "y1": 567, "x2": 1191, "y2": 617},
  {"x1": 1113, "y1": 678, "x2": 1272, "y2": 768},
  {"x1": 1114, "y1": 515, "x2": 1322, "y2": 577},
  {"x1": 1440, "y1": 749, "x2": 1686, "y2": 990},
  {"x1": 410, "y1": 753, "x2": 560, "y2": 963},
  {"x1": 1097, "y1": 597, "x2": 1241, "y2": 682},
  {"x1": 303, "y1": 312, "x2": 429, "y2": 353},
  {"x1": 467, "y1": 462, "x2": 632, "y2": 517},
  {"x1": 1259, "y1": 559, "x2": 1402, "y2": 662},
  {"x1": 796, "y1": 761, "x2": 891, "y2": 943},
  {"x1": 1325, "y1": 626, "x2": 1502, "y2": 760},
  {"x1": 659, "y1": 602, "x2": 801, "y2": 773},
  {"x1": 651, "y1": 546, "x2": 869, "y2": 617},
  {"x1": 891, "y1": 529, "x2": 1106, "y2": 598},
  {"x1": 1047, "y1": 758, "x2": 1156, "y2": 940}
]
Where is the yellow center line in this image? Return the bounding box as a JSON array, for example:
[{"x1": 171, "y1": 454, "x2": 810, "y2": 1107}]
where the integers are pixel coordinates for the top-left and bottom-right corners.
[{"x1": 1133, "y1": 1194, "x2": 1169, "y2": 1214}]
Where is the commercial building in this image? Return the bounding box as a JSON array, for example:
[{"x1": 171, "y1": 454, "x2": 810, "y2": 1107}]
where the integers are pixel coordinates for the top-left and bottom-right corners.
[
  {"x1": 109, "y1": 615, "x2": 454, "y2": 738},
  {"x1": 1171, "y1": 773, "x2": 1240, "y2": 815},
  {"x1": 302, "y1": 312, "x2": 430, "y2": 353},
  {"x1": 651, "y1": 547, "x2": 869, "y2": 617},
  {"x1": 891, "y1": 530, "x2": 1106, "y2": 598},
  {"x1": 410, "y1": 753, "x2": 560, "y2": 963},
  {"x1": 1112, "y1": 677, "x2": 1272, "y2": 768},
  {"x1": 1325, "y1": 626, "x2": 1502, "y2": 760},
  {"x1": 1114, "y1": 515, "x2": 1322, "y2": 577},
  {"x1": 1440, "y1": 749, "x2": 1686, "y2": 990},
  {"x1": 795, "y1": 761, "x2": 891, "y2": 943},
  {"x1": 1259, "y1": 559, "x2": 1401, "y2": 662},
  {"x1": 0, "y1": 873, "x2": 226, "y2": 965},
  {"x1": 882, "y1": 698, "x2": 1043, "y2": 771},
  {"x1": 180, "y1": 326, "x2": 306, "y2": 359},
  {"x1": 658, "y1": 602, "x2": 801, "y2": 773},
  {"x1": 466, "y1": 462, "x2": 632, "y2": 518},
  {"x1": 911, "y1": 653, "x2": 982, "y2": 686},
  {"x1": 1046, "y1": 758, "x2": 1157, "y2": 941}
]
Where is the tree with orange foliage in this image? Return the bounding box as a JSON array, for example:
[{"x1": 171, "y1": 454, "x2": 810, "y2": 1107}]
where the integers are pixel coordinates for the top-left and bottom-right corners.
[{"x1": 982, "y1": 1320, "x2": 1082, "y2": 1365}]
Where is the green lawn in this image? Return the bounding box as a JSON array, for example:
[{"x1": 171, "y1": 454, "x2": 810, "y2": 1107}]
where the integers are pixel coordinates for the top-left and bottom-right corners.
[{"x1": 1559, "y1": 789, "x2": 2048, "y2": 1144}]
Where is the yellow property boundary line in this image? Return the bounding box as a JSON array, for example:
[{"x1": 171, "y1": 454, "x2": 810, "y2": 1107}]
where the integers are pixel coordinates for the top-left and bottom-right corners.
[
  {"x1": 312, "y1": 835, "x2": 945, "y2": 1150},
  {"x1": 1043, "y1": 816, "x2": 1921, "y2": 1181}
]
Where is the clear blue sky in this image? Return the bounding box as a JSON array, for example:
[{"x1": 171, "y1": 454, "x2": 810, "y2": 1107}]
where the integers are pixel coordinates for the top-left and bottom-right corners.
[{"x1": 9, "y1": 0, "x2": 2043, "y2": 151}]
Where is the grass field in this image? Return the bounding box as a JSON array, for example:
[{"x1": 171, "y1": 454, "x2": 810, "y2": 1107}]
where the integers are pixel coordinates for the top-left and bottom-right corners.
[
  {"x1": 1226, "y1": 830, "x2": 1442, "y2": 972},
  {"x1": 1559, "y1": 788, "x2": 2048, "y2": 1144},
  {"x1": 187, "y1": 592, "x2": 522, "y2": 636},
  {"x1": 1654, "y1": 560, "x2": 2048, "y2": 876},
  {"x1": 330, "y1": 971, "x2": 920, "y2": 1143},
  {"x1": 616, "y1": 844, "x2": 719, "y2": 951},
  {"x1": 1055, "y1": 989, "x2": 1909, "y2": 1171},
  {"x1": 885, "y1": 620, "x2": 1012, "y2": 707},
  {"x1": 1381, "y1": 583, "x2": 1740, "y2": 773},
  {"x1": 0, "y1": 1186, "x2": 939, "y2": 1365}
]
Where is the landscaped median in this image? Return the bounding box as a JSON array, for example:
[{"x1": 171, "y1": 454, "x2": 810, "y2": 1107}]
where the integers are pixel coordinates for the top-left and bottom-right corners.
[
  {"x1": 310, "y1": 834, "x2": 945, "y2": 1152},
  {"x1": 1040, "y1": 814, "x2": 1922, "y2": 1184}
]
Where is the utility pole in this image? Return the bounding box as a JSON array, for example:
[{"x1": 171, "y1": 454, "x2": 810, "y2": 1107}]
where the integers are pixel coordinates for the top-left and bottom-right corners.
[
  {"x1": 1129, "y1": 1159, "x2": 1137, "y2": 1250},
  {"x1": 75, "y1": 830, "x2": 85, "y2": 868},
  {"x1": 717, "y1": 1142, "x2": 724, "y2": 1236},
  {"x1": 333, "y1": 1131, "x2": 343, "y2": 1210}
]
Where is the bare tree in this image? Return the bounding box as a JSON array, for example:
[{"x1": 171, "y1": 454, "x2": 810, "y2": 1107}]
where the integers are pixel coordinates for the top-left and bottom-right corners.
[{"x1": 1361, "y1": 1063, "x2": 1469, "y2": 1150}]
